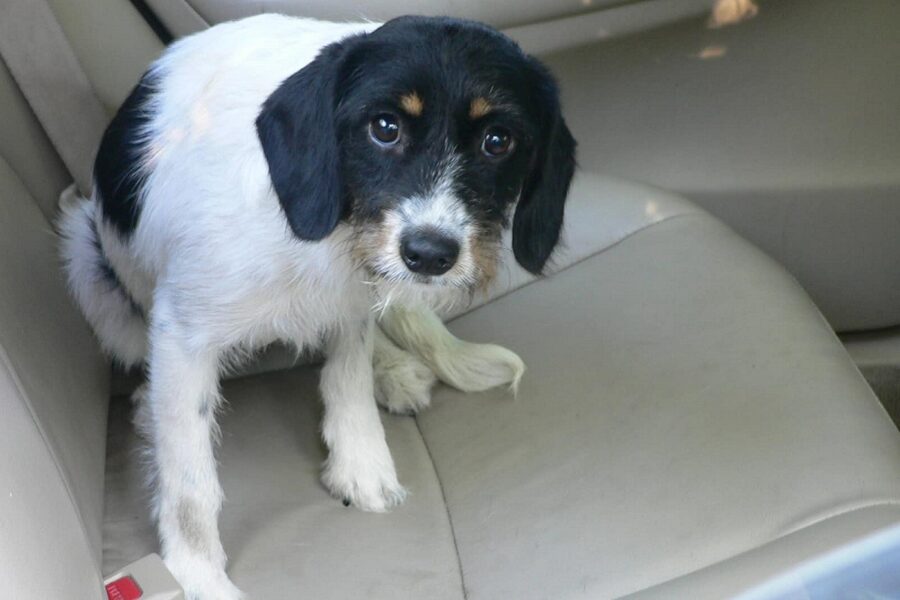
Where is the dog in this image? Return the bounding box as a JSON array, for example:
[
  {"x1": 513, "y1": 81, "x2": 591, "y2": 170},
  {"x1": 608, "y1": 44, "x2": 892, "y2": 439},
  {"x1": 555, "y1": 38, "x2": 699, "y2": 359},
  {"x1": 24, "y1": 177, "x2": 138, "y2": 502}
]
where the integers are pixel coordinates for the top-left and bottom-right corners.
[{"x1": 59, "y1": 14, "x2": 575, "y2": 599}]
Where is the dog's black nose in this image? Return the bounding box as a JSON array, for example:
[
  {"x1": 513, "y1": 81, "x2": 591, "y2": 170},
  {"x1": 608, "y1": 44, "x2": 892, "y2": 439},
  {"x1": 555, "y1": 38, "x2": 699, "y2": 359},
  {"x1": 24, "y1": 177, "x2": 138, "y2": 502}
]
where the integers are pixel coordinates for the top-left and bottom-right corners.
[{"x1": 400, "y1": 231, "x2": 459, "y2": 276}]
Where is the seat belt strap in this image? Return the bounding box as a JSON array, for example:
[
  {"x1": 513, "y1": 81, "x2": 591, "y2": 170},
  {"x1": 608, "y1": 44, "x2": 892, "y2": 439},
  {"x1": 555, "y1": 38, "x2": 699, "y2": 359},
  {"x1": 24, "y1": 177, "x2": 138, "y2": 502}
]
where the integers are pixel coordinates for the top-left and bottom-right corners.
[{"x1": 0, "y1": 0, "x2": 108, "y2": 195}]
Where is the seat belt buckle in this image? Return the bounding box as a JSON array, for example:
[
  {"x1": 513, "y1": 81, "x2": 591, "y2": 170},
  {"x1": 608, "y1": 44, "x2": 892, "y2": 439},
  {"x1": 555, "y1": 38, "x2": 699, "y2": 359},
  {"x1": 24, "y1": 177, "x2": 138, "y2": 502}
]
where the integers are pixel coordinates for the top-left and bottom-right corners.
[{"x1": 104, "y1": 554, "x2": 184, "y2": 599}]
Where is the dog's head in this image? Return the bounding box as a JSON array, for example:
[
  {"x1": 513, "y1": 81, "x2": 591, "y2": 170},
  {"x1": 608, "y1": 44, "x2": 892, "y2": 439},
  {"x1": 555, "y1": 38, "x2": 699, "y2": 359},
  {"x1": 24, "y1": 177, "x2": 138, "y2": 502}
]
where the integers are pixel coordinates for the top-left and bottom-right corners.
[{"x1": 257, "y1": 16, "x2": 576, "y2": 295}]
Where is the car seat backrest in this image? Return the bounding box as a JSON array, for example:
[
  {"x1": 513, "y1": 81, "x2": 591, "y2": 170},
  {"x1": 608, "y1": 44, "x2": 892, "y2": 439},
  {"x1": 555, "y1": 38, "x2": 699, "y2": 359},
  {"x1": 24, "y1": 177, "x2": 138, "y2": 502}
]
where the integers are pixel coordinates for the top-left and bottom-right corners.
[
  {"x1": 0, "y1": 1, "x2": 162, "y2": 597},
  {"x1": 0, "y1": 154, "x2": 109, "y2": 598}
]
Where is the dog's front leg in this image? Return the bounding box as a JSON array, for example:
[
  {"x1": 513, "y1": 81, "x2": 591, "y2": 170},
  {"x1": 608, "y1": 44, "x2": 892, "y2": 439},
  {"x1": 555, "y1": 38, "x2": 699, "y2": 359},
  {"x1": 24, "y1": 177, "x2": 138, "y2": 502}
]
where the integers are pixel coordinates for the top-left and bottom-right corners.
[
  {"x1": 146, "y1": 296, "x2": 242, "y2": 600},
  {"x1": 320, "y1": 315, "x2": 407, "y2": 511}
]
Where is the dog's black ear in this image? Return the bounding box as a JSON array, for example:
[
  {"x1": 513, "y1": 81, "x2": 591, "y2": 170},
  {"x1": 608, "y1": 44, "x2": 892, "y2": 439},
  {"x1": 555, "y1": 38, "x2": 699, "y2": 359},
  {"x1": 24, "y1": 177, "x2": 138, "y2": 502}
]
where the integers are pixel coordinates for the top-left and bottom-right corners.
[
  {"x1": 512, "y1": 65, "x2": 577, "y2": 275},
  {"x1": 256, "y1": 40, "x2": 357, "y2": 241}
]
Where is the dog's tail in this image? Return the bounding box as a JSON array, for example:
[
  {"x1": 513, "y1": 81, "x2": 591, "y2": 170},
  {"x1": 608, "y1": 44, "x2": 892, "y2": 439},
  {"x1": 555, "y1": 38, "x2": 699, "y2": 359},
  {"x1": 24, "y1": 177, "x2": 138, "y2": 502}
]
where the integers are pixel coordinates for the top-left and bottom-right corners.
[
  {"x1": 379, "y1": 305, "x2": 525, "y2": 395},
  {"x1": 58, "y1": 195, "x2": 148, "y2": 369}
]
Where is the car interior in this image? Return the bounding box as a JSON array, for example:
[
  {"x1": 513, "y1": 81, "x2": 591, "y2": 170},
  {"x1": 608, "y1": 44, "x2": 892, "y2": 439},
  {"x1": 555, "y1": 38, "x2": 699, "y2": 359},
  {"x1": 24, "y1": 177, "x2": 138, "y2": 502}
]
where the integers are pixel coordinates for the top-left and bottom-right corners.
[{"x1": 2, "y1": 0, "x2": 899, "y2": 598}]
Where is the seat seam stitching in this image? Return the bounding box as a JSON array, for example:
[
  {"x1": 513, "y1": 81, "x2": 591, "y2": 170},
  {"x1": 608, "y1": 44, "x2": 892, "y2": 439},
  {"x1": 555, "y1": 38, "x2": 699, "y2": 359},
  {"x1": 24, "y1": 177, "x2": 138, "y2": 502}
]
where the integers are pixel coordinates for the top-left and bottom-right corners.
[{"x1": 414, "y1": 416, "x2": 468, "y2": 599}]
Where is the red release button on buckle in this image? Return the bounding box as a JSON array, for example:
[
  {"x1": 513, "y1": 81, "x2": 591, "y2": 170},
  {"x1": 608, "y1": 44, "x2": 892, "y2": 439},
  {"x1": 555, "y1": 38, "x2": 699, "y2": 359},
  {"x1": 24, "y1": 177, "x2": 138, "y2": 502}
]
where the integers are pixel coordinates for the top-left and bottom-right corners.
[{"x1": 105, "y1": 576, "x2": 143, "y2": 600}]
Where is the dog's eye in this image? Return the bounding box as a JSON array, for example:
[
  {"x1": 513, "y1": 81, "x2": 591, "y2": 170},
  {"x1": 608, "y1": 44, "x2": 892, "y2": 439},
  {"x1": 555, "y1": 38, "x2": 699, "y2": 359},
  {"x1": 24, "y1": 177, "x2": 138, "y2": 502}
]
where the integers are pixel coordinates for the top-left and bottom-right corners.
[
  {"x1": 369, "y1": 113, "x2": 401, "y2": 146},
  {"x1": 481, "y1": 127, "x2": 514, "y2": 157}
]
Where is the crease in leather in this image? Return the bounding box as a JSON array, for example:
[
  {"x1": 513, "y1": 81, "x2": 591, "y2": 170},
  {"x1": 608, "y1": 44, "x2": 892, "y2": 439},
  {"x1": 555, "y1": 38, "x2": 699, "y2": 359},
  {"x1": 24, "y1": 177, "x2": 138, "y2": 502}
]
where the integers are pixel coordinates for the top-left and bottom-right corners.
[
  {"x1": 145, "y1": 0, "x2": 210, "y2": 36},
  {"x1": 622, "y1": 500, "x2": 900, "y2": 597},
  {"x1": 777, "y1": 499, "x2": 900, "y2": 539},
  {"x1": 0, "y1": 342, "x2": 102, "y2": 574},
  {"x1": 184, "y1": 1, "x2": 210, "y2": 25},
  {"x1": 0, "y1": 0, "x2": 108, "y2": 194},
  {"x1": 180, "y1": 0, "x2": 217, "y2": 27},
  {"x1": 451, "y1": 211, "x2": 704, "y2": 322},
  {"x1": 414, "y1": 416, "x2": 468, "y2": 600}
]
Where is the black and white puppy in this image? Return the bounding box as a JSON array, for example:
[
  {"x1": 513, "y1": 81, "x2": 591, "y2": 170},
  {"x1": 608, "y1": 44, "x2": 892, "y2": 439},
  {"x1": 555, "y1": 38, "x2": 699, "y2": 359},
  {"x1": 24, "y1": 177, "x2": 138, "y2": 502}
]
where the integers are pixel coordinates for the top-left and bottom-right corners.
[{"x1": 59, "y1": 14, "x2": 575, "y2": 599}]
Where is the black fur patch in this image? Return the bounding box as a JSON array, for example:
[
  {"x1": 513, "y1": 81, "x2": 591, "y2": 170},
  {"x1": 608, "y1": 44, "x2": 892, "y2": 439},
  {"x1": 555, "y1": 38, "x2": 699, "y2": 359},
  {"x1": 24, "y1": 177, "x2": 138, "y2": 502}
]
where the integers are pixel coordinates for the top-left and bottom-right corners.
[
  {"x1": 256, "y1": 41, "x2": 354, "y2": 241},
  {"x1": 89, "y1": 217, "x2": 145, "y2": 319},
  {"x1": 94, "y1": 71, "x2": 158, "y2": 238}
]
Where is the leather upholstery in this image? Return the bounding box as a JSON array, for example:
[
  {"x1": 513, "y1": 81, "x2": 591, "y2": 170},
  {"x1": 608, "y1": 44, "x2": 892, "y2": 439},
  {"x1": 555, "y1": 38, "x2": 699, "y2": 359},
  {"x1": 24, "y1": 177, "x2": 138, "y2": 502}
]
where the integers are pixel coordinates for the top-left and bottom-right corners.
[
  {"x1": 418, "y1": 210, "x2": 900, "y2": 598},
  {"x1": 630, "y1": 505, "x2": 900, "y2": 598},
  {"x1": 0, "y1": 0, "x2": 110, "y2": 194},
  {"x1": 0, "y1": 356, "x2": 104, "y2": 600},
  {"x1": 0, "y1": 58, "x2": 70, "y2": 219},
  {"x1": 45, "y1": 0, "x2": 162, "y2": 112},
  {"x1": 540, "y1": 0, "x2": 900, "y2": 332},
  {"x1": 0, "y1": 156, "x2": 107, "y2": 599}
]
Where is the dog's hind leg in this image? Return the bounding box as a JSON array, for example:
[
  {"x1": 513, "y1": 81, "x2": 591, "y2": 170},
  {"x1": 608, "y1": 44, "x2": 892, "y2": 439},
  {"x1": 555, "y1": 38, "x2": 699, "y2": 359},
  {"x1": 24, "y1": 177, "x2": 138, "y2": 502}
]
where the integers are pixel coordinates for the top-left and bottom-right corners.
[
  {"x1": 144, "y1": 292, "x2": 243, "y2": 600},
  {"x1": 378, "y1": 304, "x2": 525, "y2": 395}
]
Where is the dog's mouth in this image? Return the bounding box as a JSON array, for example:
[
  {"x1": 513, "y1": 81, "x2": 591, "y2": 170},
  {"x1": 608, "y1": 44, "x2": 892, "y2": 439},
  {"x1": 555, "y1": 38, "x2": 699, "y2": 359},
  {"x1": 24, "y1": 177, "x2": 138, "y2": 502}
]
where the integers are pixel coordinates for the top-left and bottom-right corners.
[
  {"x1": 364, "y1": 262, "x2": 468, "y2": 289},
  {"x1": 359, "y1": 261, "x2": 475, "y2": 316}
]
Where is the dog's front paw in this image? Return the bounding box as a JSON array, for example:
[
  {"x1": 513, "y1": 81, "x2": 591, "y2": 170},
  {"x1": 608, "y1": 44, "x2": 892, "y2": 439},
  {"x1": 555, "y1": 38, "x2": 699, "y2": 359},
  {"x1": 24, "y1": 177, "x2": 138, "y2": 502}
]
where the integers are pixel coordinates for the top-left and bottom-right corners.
[
  {"x1": 374, "y1": 348, "x2": 437, "y2": 415},
  {"x1": 322, "y1": 447, "x2": 408, "y2": 512},
  {"x1": 165, "y1": 553, "x2": 244, "y2": 600}
]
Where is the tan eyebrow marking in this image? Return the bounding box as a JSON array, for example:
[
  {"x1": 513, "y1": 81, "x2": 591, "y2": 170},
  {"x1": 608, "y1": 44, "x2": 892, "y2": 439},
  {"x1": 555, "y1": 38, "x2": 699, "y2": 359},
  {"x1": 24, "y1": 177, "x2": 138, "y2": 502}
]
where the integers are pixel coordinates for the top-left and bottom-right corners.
[
  {"x1": 400, "y1": 92, "x2": 424, "y2": 117},
  {"x1": 469, "y1": 97, "x2": 493, "y2": 119}
]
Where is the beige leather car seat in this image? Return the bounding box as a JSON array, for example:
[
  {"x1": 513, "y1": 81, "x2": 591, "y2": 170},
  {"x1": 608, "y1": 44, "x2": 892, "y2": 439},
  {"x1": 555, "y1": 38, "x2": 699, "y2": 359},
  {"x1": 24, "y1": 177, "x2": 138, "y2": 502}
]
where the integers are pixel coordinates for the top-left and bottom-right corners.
[{"x1": 1, "y1": 1, "x2": 899, "y2": 598}]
